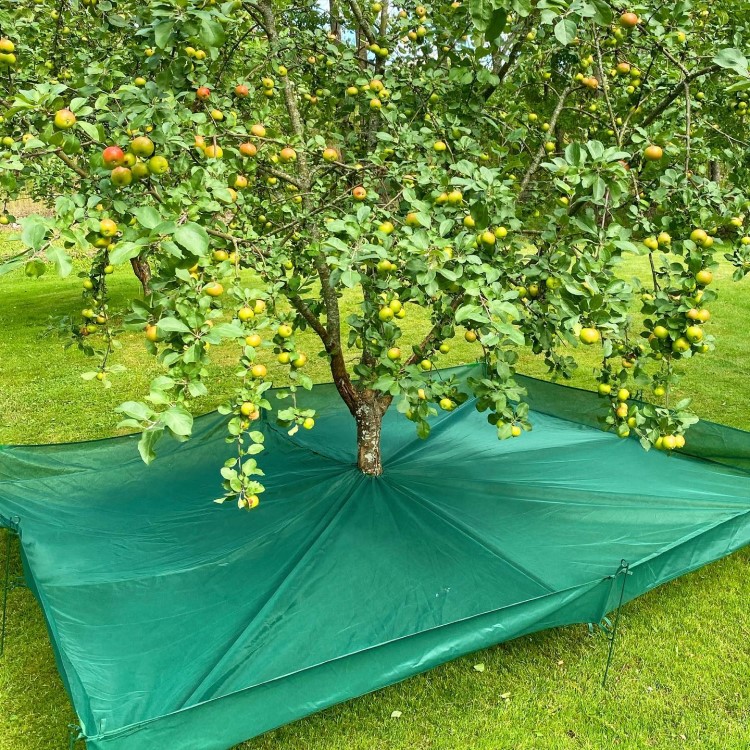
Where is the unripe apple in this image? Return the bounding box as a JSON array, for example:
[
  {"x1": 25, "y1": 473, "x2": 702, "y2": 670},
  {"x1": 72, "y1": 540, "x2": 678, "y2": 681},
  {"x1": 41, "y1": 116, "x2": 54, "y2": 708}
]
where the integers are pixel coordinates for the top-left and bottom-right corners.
[
  {"x1": 147, "y1": 155, "x2": 169, "y2": 175},
  {"x1": 204, "y1": 144, "x2": 223, "y2": 158},
  {"x1": 204, "y1": 281, "x2": 224, "y2": 297},
  {"x1": 110, "y1": 166, "x2": 133, "y2": 186},
  {"x1": 322, "y1": 147, "x2": 339, "y2": 162},
  {"x1": 579, "y1": 327, "x2": 600, "y2": 345},
  {"x1": 54, "y1": 108, "x2": 77, "y2": 129},
  {"x1": 99, "y1": 218, "x2": 118, "y2": 237}
]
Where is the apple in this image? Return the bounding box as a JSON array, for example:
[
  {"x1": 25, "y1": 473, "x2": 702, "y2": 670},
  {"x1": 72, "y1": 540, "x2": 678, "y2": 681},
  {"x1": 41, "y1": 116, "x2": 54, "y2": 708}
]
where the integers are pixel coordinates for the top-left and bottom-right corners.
[
  {"x1": 346, "y1": 85, "x2": 359, "y2": 96},
  {"x1": 254, "y1": 299, "x2": 267, "y2": 314},
  {"x1": 303, "y1": 417, "x2": 315, "y2": 430},
  {"x1": 111, "y1": 166, "x2": 133, "y2": 186},
  {"x1": 251, "y1": 123, "x2": 267, "y2": 138},
  {"x1": 246, "y1": 334, "x2": 262, "y2": 347},
  {"x1": 131, "y1": 136, "x2": 155, "y2": 158},
  {"x1": 617, "y1": 388, "x2": 630, "y2": 402},
  {"x1": 695, "y1": 269, "x2": 713, "y2": 286},
  {"x1": 644, "y1": 144, "x2": 663, "y2": 161},
  {"x1": 204, "y1": 281, "x2": 224, "y2": 297},
  {"x1": 439, "y1": 343, "x2": 450, "y2": 354},
  {"x1": 204, "y1": 144, "x2": 223, "y2": 158},
  {"x1": 102, "y1": 145, "x2": 125, "y2": 168},
  {"x1": 291, "y1": 353, "x2": 307, "y2": 368},
  {"x1": 213, "y1": 250, "x2": 229, "y2": 261},
  {"x1": 238, "y1": 306, "x2": 254, "y2": 322},
  {"x1": 420, "y1": 359, "x2": 432, "y2": 371},
  {"x1": 277, "y1": 352, "x2": 291, "y2": 364},
  {"x1": 279, "y1": 147, "x2": 297, "y2": 162},
  {"x1": 144, "y1": 324, "x2": 159, "y2": 342},
  {"x1": 352, "y1": 186, "x2": 367, "y2": 201},
  {"x1": 277, "y1": 323, "x2": 293, "y2": 338},
  {"x1": 196, "y1": 86, "x2": 211, "y2": 100},
  {"x1": 0, "y1": 39, "x2": 15, "y2": 54},
  {"x1": 378, "y1": 221, "x2": 394, "y2": 234},
  {"x1": 672, "y1": 336, "x2": 691, "y2": 353},
  {"x1": 251, "y1": 364, "x2": 268, "y2": 379},
  {"x1": 644, "y1": 236, "x2": 658, "y2": 251},
  {"x1": 147, "y1": 155, "x2": 169, "y2": 175},
  {"x1": 510, "y1": 425, "x2": 522, "y2": 437},
  {"x1": 54, "y1": 108, "x2": 77, "y2": 129},
  {"x1": 662, "y1": 434, "x2": 677, "y2": 451},
  {"x1": 387, "y1": 347, "x2": 401, "y2": 360},
  {"x1": 464, "y1": 330, "x2": 477, "y2": 343},
  {"x1": 657, "y1": 231, "x2": 671, "y2": 246},
  {"x1": 685, "y1": 325, "x2": 704, "y2": 343},
  {"x1": 240, "y1": 401, "x2": 256, "y2": 416},
  {"x1": 99, "y1": 218, "x2": 118, "y2": 237},
  {"x1": 378, "y1": 307, "x2": 394, "y2": 322},
  {"x1": 598, "y1": 383, "x2": 612, "y2": 396},
  {"x1": 210, "y1": 109, "x2": 224, "y2": 121},
  {"x1": 433, "y1": 140, "x2": 447, "y2": 152},
  {"x1": 405, "y1": 212, "x2": 420, "y2": 227},
  {"x1": 690, "y1": 228, "x2": 708, "y2": 244},
  {"x1": 134, "y1": 77, "x2": 147, "y2": 87},
  {"x1": 239, "y1": 142, "x2": 257, "y2": 157},
  {"x1": 463, "y1": 215, "x2": 475, "y2": 228},
  {"x1": 235, "y1": 84, "x2": 249, "y2": 97},
  {"x1": 619, "y1": 11, "x2": 639, "y2": 28},
  {"x1": 439, "y1": 398, "x2": 454, "y2": 410},
  {"x1": 579, "y1": 327, "x2": 600, "y2": 345},
  {"x1": 370, "y1": 98, "x2": 382, "y2": 110},
  {"x1": 653, "y1": 325, "x2": 669, "y2": 339},
  {"x1": 322, "y1": 147, "x2": 339, "y2": 162}
]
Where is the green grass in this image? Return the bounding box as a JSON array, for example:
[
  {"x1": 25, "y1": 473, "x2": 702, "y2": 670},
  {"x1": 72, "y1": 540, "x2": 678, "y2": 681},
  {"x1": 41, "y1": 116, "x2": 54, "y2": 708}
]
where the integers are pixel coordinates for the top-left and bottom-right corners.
[{"x1": 1, "y1": 235, "x2": 750, "y2": 750}]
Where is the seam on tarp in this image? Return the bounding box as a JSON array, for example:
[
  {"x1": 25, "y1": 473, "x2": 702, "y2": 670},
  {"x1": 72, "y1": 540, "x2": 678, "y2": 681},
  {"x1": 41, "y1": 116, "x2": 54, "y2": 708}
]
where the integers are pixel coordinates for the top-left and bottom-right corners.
[
  {"x1": 626, "y1": 506, "x2": 750, "y2": 575},
  {"x1": 84, "y1": 576, "x2": 605, "y2": 742},
  {"x1": 179, "y1": 470, "x2": 366, "y2": 708},
  {"x1": 390, "y1": 479, "x2": 557, "y2": 594}
]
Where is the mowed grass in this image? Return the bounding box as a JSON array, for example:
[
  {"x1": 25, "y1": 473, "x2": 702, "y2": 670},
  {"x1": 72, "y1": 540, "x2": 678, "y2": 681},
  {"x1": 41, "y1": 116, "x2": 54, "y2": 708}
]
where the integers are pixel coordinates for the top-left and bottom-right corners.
[{"x1": 1, "y1": 233, "x2": 750, "y2": 750}]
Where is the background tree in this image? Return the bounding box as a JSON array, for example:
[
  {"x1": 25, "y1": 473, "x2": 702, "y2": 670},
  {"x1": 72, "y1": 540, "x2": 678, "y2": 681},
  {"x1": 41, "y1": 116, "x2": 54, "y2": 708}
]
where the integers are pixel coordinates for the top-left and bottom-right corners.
[{"x1": 2, "y1": 0, "x2": 750, "y2": 506}]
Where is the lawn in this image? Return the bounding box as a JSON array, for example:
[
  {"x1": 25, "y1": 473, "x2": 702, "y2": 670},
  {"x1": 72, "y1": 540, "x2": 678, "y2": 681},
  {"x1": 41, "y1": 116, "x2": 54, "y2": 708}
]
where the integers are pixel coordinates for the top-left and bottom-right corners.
[{"x1": 1, "y1": 233, "x2": 749, "y2": 750}]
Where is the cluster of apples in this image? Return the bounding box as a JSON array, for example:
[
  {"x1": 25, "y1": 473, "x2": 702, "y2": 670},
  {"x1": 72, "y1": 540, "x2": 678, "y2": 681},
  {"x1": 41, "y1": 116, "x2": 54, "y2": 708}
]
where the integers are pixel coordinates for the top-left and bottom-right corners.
[
  {"x1": 100, "y1": 137, "x2": 168, "y2": 186},
  {"x1": 0, "y1": 38, "x2": 16, "y2": 68}
]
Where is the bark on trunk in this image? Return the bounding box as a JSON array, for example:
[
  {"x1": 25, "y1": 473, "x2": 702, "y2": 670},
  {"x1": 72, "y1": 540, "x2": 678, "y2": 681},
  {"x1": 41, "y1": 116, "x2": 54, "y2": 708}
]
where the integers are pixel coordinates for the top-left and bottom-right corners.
[
  {"x1": 709, "y1": 160, "x2": 721, "y2": 183},
  {"x1": 356, "y1": 401, "x2": 385, "y2": 475},
  {"x1": 130, "y1": 256, "x2": 152, "y2": 296}
]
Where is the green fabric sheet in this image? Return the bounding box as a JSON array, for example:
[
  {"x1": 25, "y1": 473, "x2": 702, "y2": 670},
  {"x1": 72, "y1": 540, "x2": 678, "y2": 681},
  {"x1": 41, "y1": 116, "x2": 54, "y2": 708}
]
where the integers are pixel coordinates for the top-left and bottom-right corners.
[{"x1": 1, "y1": 364, "x2": 749, "y2": 750}]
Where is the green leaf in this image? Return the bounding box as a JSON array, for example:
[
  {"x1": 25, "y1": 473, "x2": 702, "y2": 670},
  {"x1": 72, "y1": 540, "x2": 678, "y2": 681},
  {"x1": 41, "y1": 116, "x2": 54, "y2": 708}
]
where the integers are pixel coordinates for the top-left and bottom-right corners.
[
  {"x1": 133, "y1": 206, "x2": 162, "y2": 229},
  {"x1": 109, "y1": 242, "x2": 145, "y2": 265},
  {"x1": 138, "y1": 427, "x2": 164, "y2": 465},
  {"x1": 77, "y1": 121, "x2": 101, "y2": 143},
  {"x1": 174, "y1": 222, "x2": 210, "y2": 256},
  {"x1": 200, "y1": 18, "x2": 226, "y2": 47},
  {"x1": 157, "y1": 317, "x2": 191, "y2": 333},
  {"x1": 46, "y1": 247, "x2": 72, "y2": 277},
  {"x1": 21, "y1": 216, "x2": 47, "y2": 250},
  {"x1": 554, "y1": 18, "x2": 577, "y2": 46},
  {"x1": 154, "y1": 21, "x2": 175, "y2": 49},
  {"x1": 469, "y1": 0, "x2": 506, "y2": 33},
  {"x1": 116, "y1": 401, "x2": 153, "y2": 421},
  {"x1": 162, "y1": 407, "x2": 194, "y2": 437},
  {"x1": 713, "y1": 48, "x2": 749, "y2": 77},
  {"x1": 486, "y1": 8, "x2": 507, "y2": 43}
]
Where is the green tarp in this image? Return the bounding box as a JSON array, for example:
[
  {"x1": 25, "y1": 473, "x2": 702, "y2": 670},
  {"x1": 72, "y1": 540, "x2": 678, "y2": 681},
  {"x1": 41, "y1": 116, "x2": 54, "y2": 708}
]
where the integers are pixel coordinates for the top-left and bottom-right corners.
[{"x1": 1, "y1": 364, "x2": 750, "y2": 750}]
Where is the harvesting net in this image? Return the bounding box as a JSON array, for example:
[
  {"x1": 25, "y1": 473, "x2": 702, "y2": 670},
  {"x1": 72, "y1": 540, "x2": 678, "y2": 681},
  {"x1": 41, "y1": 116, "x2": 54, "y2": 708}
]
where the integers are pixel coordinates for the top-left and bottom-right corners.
[{"x1": 1, "y1": 364, "x2": 749, "y2": 750}]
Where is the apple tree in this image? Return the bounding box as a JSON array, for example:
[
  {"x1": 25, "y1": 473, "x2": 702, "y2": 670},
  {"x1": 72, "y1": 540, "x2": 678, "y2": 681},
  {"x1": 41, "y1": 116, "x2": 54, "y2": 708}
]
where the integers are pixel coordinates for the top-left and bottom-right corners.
[{"x1": 2, "y1": 0, "x2": 750, "y2": 507}]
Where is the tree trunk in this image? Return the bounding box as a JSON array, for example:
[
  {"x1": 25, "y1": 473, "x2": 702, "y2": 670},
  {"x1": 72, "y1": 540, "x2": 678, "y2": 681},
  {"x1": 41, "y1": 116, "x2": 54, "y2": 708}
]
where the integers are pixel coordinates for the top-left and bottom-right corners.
[
  {"x1": 130, "y1": 256, "x2": 152, "y2": 296},
  {"x1": 709, "y1": 160, "x2": 721, "y2": 183},
  {"x1": 356, "y1": 400, "x2": 385, "y2": 475}
]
